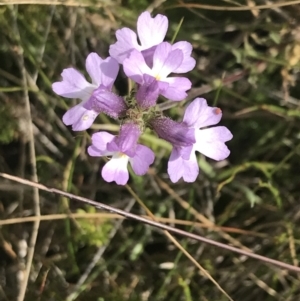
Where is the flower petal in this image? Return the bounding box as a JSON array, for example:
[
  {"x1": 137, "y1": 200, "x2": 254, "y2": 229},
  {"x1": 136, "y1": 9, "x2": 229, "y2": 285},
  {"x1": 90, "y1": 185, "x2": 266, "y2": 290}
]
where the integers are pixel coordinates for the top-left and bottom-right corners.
[
  {"x1": 141, "y1": 45, "x2": 157, "y2": 68},
  {"x1": 123, "y1": 49, "x2": 151, "y2": 84},
  {"x1": 107, "y1": 123, "x2": 141, "y2": 157},
  {"x1": 130, "y1": 144, "x2": 155, "y2": 175},
  {"x1": 178, "y1": 145, "x2": 194, "y2": 160},
  {"x1": 137, "y1": 11, "x2": 168, "y2": 49},
  {"x1": 102, "y1": 154, "x2": 129, "y2": 185},
  {"x1": 171, "y1": 41, "x2": 196, "y2": 73},
  {"x1": 194, "y1": 127, "x2": 233, "y2": 161},
  {"x1": 88, "y1": 131, "x2": 115, "y2": 156},
  {"x1": 85, "y1": 53, "x2": 103, "y2": 86},
  {"x1": 62, "y1": 103, "x2": 98, "y2": 131},
  {"x1": 168, "y1": 148, "x2": 199, "y2": 183},
  {"x1": 161, "y1": 77, "x2": 191, "y2": 101},
  {"x1": 109, "y1": 28, "x2": 141, "y2": 64},
  {"x1": 184, "y1": 98, "x2": 222, "y2": 128},
  {"x1": 52, "y1": 68, "x2": 95, "y2": 100},
  {"x1": 86, "y1": 54, "x2": 119, "y2": 89},
  {"x1": 152, "y1": 43, "x2": 183, "y2": 78}
]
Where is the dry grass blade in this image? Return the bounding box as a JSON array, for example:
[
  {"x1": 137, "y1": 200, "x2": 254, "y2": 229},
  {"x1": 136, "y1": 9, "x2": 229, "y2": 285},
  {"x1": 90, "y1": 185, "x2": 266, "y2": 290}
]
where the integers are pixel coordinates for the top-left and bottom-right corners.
[
  {"x1": 8, "y1": 5, "x2": 41, "y2": 301},
  {"x1": 0, "y1": 0, "x2": 112, "y2": 6},
  {"x1": 1, "y1": 172, "x2": 300, "y2": 275},
  {"x1": 167, "y1": 0, "x2": 300, "y2": 11},
  {"x1": 0, "y1": 213, "x2": 267, "y2": 237},
  {"x1": 125, "y1": 185, "x2": 233, "y2": 301}
]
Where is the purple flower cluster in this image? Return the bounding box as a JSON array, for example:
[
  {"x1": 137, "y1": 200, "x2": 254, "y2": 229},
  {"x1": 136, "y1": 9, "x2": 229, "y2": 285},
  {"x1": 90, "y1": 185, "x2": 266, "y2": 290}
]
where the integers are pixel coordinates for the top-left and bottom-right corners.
[{"x1": 52, "y1": 12, "x2": 233, "y2": 185}]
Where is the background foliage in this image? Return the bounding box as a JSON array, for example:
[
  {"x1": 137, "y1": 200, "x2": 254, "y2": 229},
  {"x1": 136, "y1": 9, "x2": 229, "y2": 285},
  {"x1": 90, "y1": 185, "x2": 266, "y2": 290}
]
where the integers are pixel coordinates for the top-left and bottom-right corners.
[{"x1": 0, "y1": 1, "x2": 300, "y2": 300}]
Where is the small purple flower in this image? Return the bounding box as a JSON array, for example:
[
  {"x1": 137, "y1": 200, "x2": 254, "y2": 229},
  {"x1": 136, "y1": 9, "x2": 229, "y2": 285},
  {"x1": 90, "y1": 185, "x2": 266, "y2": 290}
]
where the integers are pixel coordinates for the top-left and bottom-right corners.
[
  {"x1": 109, "y1": 11, "x2": 168, "y2": 64},
  {"x1": 88, "y1": 122, "x2": 155, "y2": 185},
  {"x1": 123, "y1": 42, "x2": 192, "y2": 102},
  {"x1": 52, "y1": 53, "x2": 126, "y2": 131},
  {"x1": 168, "y1": 98, "x2": 233, "y2": 183},
  {"x1": 109, "y1": 12, "x2": 195, "y2": 72}
]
